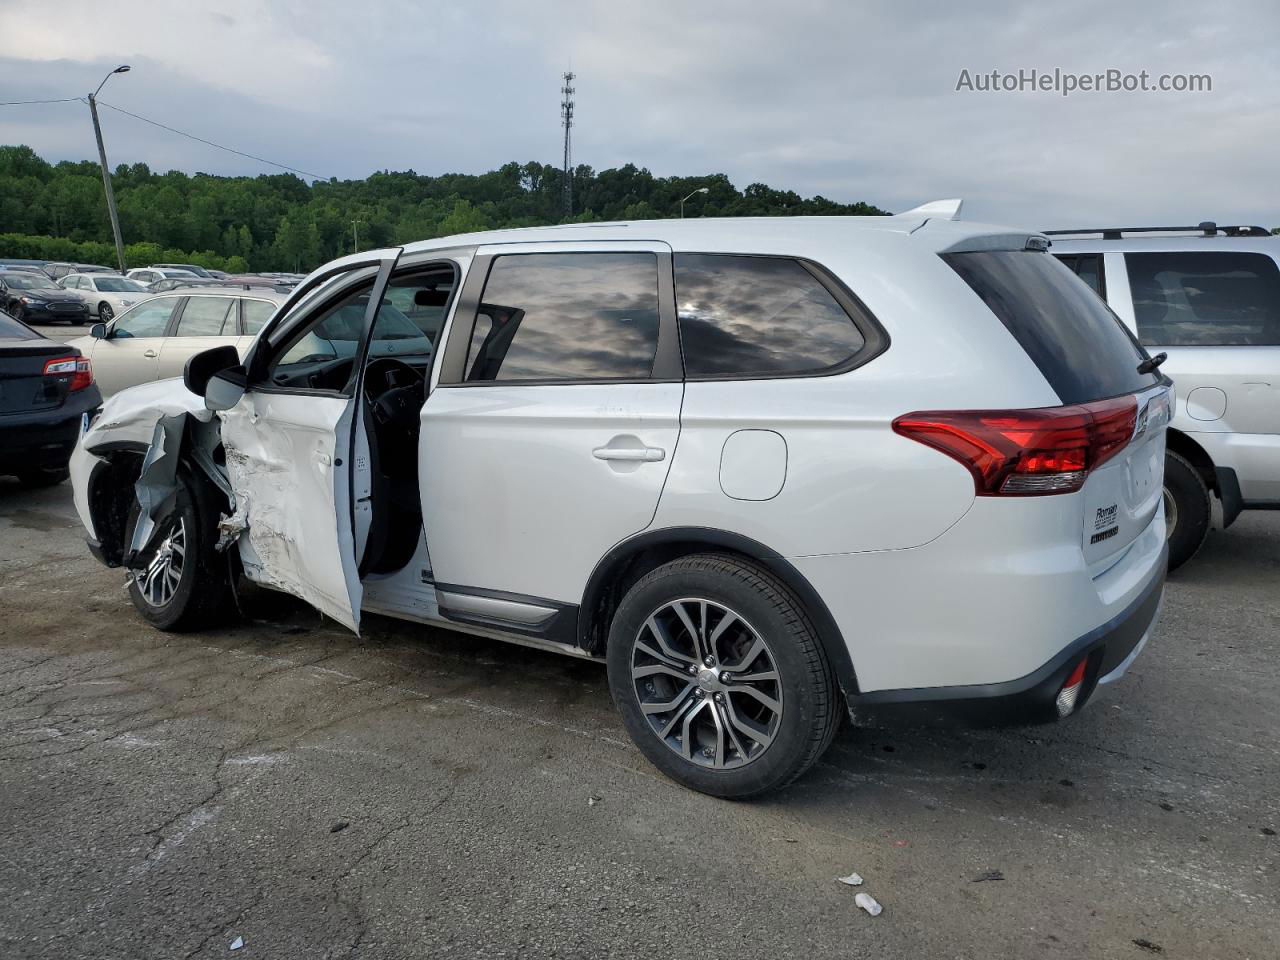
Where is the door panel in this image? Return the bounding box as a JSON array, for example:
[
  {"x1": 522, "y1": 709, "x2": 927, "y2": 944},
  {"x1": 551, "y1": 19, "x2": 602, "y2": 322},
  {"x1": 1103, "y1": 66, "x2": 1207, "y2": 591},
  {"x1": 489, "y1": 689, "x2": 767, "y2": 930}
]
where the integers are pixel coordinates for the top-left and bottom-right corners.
[
  {"x1": 221, "y1": 392, "x2": 360, "y2": 628},
  {"x1": 220, "y1": 253, "x2": 402, "y2": 631},
  {"x1": 420, "y1": 382, "x2": 682, "y2": 603},
  {"x1": 156, "y1": 296, "x2": 240, "y2": 381},
  {"x1": 422, "y1": 240, "x2": 681, "y2": 607},
  {"x1": 93, "y1": 296, "x2": 180, "y2": 395}
]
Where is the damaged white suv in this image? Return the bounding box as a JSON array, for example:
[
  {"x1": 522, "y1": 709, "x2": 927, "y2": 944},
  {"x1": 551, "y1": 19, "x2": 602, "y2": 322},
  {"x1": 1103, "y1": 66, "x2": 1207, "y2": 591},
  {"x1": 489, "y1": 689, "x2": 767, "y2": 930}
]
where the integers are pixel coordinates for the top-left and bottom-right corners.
[{"x1": 71, "y1": 206, "x2": 1171, "y2": 797}]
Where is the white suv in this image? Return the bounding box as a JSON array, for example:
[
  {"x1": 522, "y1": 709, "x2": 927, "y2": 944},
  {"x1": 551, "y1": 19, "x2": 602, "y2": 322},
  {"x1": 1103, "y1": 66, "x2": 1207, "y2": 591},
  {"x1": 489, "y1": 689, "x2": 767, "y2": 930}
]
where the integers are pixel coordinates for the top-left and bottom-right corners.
[
  {"x1": 70, "y1": 206, "x2": 1171, "y2": 797},
  {"x1": 1047, "y1": 223, "x2": 1279, "y2": 569}
]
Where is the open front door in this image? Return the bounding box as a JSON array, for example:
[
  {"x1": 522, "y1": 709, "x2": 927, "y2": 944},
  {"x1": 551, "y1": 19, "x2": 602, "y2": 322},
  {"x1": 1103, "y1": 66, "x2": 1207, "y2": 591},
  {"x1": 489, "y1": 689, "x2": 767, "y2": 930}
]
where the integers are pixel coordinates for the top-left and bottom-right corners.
[{"x1": 219, "y1": 250, "x2": 402, "y2": 631}]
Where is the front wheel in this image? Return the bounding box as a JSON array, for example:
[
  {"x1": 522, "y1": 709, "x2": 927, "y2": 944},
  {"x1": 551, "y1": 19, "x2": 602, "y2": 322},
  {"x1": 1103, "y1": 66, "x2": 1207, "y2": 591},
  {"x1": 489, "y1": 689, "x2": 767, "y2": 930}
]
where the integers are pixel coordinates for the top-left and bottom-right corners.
[
  {"x1": 1164, "y1": 451, "x2": 1211, "y2": 572},
  {"x1": 606, "y1": 554, "x2": 840, "y2": 798},
  {"x1": 98, "y1": 302, "x2": 114, "y2": 322},
  {"x1": 125, "y1": 469, "x2": 232, "y2": 631}
]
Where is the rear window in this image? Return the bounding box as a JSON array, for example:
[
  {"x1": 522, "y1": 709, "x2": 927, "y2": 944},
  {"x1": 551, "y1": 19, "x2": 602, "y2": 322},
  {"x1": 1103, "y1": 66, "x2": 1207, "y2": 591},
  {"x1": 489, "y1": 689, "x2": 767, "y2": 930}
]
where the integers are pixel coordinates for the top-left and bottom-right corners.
[
  {"x1": 0, "y1": 312, "x2": 39, "y2": 339},
  {"x1": 943, "y1": 250, "x2": 1157, "y2": 404},
  {"x1": 1125, "y1": 251, "x2": 1280, "y2": 346}
]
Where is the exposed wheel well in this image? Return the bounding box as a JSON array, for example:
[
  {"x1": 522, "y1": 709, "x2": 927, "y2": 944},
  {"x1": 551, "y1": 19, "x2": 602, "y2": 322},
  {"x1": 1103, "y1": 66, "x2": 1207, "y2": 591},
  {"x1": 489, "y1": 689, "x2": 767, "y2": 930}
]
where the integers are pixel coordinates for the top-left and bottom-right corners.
[
  {"x1": 1165, "y1": 428, "x2": 1218, "y2": 496},
  {"x1": 87, "y1": 449, "x2": 146, "y2": 566},
  {"x1": 578, "y1": 528, "x2": 859, "y2": 694}
]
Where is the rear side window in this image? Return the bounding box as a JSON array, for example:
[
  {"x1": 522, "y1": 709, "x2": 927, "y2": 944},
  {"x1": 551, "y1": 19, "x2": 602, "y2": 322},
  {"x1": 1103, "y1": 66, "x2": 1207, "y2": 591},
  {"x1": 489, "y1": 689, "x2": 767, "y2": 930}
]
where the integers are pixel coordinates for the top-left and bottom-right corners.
[
  {"x1": 174, "y1": 297, "x2": 235, "y2": 336},
  {"x1": 943, "y1": 250, "x2": 1157, "y2": 404},
  {"x1": 674, "y1": 254, "x2": 866, "y2": 377},
  {"x1": 242, "y1": 299, "x2": 276, "y2": 334},
  {"x1": 1054, "y1": 253, "x2": 1105, "y2": 297},
  {"x1": 464, "y1": 253, "x2": 660, "y2": 382},
  {"x1": 1125, "y1": 251, "x2": 1280, "y2": 346}
]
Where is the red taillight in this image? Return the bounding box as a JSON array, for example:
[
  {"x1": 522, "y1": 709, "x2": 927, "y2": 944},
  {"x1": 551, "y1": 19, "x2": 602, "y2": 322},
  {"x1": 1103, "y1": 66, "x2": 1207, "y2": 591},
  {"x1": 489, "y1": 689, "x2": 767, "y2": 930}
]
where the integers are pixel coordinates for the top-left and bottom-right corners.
[
  {"x1": 892, "y1": 395, "x2": 1137, "y2": 496},
  {"x1": 42, "y1": 356, "x2": 94, "y2": 392}
]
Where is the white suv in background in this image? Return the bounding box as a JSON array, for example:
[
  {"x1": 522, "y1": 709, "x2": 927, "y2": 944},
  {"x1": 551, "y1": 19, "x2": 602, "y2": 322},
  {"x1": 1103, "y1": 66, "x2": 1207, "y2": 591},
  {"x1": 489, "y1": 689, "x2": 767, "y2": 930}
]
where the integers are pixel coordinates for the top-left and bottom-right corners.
[
  {"x1": 1048, "y1": 223, "x2": 1279, "y2": 569},
  {"x1": 70, "y1": 206, "x2": 1170, "y2": 797}
]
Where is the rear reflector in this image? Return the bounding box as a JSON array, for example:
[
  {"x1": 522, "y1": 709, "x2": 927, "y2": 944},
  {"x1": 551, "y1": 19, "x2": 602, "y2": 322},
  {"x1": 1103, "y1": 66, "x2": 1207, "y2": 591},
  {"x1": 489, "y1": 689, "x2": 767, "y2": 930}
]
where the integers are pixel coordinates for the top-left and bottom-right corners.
[
  {"x1": 1055, "y1": 658, "x2": 1089, "y2": 717},
  {"x1": 892, "y1": 395, "x2": 1137, "y2": 496},
  {"x1": 43, "y1": 356, "x2": 94, "y2": 392}
]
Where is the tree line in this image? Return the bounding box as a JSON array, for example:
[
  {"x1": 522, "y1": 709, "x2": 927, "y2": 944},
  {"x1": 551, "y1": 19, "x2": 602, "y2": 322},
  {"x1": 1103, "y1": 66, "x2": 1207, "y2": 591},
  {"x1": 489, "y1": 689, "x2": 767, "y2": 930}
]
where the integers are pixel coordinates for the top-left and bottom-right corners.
[{"x1": 0, "y1": 144, "x2": 889, "y2": 273}]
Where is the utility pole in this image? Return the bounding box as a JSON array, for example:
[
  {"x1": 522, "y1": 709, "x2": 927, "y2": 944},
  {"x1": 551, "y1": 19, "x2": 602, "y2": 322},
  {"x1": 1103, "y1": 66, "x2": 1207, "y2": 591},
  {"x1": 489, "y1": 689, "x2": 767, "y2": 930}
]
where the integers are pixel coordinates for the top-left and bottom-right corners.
[
  {"x1": 560, "y1": 72, "x2": 575, "y2": 219},
  {"x1": 88, "y1": 65, "x2": 131, "y2": 273},
  {"x1": 352, "y1": 219, "x2": 363, "y2": 254}
]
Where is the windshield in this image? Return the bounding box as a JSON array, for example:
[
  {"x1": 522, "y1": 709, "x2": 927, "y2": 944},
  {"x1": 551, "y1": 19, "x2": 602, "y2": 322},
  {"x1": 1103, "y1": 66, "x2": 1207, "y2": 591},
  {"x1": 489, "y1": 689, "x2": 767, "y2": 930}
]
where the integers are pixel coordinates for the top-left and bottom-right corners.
[
  {"x1": 5, "y1": 274, "x2": 57, "y2": 290},
  {"x1": 94, "y1": 277, "x2": 146, "y2": 292}
]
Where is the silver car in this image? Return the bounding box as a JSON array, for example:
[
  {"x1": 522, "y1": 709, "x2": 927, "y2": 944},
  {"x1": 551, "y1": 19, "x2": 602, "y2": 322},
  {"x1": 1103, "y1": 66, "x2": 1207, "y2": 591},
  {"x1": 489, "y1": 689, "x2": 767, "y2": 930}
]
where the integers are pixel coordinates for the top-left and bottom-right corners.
[
  {"x1": 67, "y1": 289, "x2": 286, "y2": 397},
  {"x1": 1048, "y1": 223, "x2": 1280, "y2": 569},
  {"x1": 58, "y1": 273, "x2": 149, "y2": 322}
]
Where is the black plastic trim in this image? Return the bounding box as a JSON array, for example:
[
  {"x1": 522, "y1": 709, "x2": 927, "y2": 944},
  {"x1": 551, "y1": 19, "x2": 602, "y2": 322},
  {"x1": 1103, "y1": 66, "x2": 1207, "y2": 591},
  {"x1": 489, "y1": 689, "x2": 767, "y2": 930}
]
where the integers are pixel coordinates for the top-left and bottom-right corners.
[
  {"x1": 1215, "y1": 467, "x2": 1244, "y2": 528},
  {"x1": 849, "y1": 545, "x2": 1167, "y2": 726},
  {"x1": 433, "y1": 581, "x2": 579, "y2": 648},
  {"x1": 577, "y1": 526, "x2": 858, "y2": 694}
]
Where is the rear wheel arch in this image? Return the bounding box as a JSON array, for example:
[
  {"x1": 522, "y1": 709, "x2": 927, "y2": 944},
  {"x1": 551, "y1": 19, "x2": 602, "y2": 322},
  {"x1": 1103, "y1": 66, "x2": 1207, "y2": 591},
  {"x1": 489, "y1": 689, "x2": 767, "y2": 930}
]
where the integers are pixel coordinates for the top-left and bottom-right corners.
[
  {"x1": 579, "y1": 527, "x2": 859, "y2": 695},
  {"x1": 1165, "y1": 428, "x2": 1218, "y2": 494}
]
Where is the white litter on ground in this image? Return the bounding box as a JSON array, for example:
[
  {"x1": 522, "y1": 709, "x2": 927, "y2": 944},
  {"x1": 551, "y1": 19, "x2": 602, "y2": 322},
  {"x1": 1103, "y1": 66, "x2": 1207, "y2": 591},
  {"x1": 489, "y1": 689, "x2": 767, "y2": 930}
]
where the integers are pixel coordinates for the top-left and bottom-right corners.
[
  {"x1": 854, "y1": 893, "x2": 883, "y2": 917},
  {"x1": 229, "y1": 936, "x2": 244, "y2": 950},
  {"x1": 836, "y1": 872, "x2": 864, "y2": 886}
]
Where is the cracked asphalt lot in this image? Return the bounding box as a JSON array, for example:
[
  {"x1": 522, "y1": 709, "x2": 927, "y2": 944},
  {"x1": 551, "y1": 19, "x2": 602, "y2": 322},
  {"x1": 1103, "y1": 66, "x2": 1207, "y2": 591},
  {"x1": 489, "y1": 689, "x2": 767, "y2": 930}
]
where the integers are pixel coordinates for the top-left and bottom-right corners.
[{"x1": 1, "y1": 480, "x2": 1277, "y2": 959}]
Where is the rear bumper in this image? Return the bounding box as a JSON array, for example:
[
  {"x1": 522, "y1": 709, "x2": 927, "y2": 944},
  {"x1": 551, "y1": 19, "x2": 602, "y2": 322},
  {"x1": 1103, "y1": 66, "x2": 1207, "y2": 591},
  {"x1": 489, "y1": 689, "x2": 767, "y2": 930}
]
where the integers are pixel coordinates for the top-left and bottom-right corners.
[
  {"x1": 846, "y1": 544, "x2": 1167, "y2": 727},
  {"x1": 0, "y1": 389, "x2": 102, "y2": 474}
]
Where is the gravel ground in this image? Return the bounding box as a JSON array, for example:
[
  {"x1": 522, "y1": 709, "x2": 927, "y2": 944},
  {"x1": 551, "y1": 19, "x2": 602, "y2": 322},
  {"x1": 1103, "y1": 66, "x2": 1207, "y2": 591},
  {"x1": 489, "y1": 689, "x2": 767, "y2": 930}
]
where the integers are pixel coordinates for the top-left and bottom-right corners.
[{"x1": 1, "y1": 479, "x2": 1276, "y2": 959}]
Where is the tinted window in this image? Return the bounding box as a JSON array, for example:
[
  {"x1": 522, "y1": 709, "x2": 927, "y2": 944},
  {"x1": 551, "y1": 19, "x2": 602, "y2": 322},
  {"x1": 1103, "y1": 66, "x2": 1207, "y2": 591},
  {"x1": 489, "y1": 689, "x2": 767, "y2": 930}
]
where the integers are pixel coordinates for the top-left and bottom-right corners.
[
  {"x1": 1125, "y1": 251, "x2": 1280, "y2": 346},
  {"x1": 175, "y1": 297, "x2": 234, "y2": 336},
  {"x1": 242, "y1": 299, "x2": 276, "y2": 334},
  {"x1": 113, "y1": 300, "x2": 175, "y2": 338},
  {"x1": 0, "y1": 312, "x2": 38, "y2": 339},
  {"x1": 464, "y1": 253, "x2": 659, "y2": 382},
  {"x1": 674, "y1": 254, "x2": 866, "y2": 377},
  {"x1": 944, "y1": 250, "x2": 1157, "y2": 404},
  {"x1": 1054, "y1": 253, "x2": 1104, "y2": 297}
]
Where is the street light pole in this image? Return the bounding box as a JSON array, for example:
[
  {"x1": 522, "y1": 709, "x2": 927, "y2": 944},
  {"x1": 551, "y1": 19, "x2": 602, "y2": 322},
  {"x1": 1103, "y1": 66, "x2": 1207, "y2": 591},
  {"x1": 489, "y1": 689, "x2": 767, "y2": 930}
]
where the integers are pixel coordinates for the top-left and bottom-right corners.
[
  {"x1": 680, "y1": 186, "x2": 710, "y2": 219},
  {"x1": 88, "y1": 66, "x2": 131, "y2": 274}
]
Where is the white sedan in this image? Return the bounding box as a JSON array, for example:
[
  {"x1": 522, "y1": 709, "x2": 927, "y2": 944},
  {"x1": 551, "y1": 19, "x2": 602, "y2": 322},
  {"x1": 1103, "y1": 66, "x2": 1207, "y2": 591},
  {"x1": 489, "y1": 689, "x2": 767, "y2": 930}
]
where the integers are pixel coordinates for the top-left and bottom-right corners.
[{"x1": 59, "y1": 273, "x2": 150, "y2": 322}]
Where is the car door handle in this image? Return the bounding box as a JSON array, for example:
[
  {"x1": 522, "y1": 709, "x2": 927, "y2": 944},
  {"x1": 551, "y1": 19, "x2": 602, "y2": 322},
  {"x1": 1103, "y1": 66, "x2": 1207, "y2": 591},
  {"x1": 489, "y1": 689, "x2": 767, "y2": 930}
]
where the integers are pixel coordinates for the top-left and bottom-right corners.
[
  {"x1": 143, "y1": 349, "x2": 158, "y2": 358},
  {"x1": 593, "y1": 445, "x2": 666, "y2": 462}
]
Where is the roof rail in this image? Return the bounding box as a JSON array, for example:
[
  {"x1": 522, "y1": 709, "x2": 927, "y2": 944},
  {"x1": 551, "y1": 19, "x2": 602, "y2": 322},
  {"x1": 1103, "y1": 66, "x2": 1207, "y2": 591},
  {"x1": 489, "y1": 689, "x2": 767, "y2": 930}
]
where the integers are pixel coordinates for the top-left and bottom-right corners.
[{"x1": 1044, "y1": 222, "x2": 1273, "y2": 240}]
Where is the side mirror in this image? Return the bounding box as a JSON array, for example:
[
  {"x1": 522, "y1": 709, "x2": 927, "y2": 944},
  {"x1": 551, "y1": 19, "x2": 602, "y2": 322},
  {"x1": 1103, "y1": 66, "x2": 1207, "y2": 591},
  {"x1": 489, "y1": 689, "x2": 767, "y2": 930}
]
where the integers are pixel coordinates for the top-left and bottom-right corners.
[
  {"x1": 204, "y1": 368, "x2": 248, "y2": 412},
  {"x1": 90, "y1": 322, "x2": 108, "y2": 339},
  {"x1": 184, "y1": 343, "x2": 242, "y2": 398}
]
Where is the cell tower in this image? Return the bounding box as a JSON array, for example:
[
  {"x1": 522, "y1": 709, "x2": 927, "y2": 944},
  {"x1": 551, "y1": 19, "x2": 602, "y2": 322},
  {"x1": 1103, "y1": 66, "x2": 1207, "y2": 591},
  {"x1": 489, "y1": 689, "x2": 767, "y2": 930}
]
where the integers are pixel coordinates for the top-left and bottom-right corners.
[{"x1": 560, "y1": 71, "x2": 575, "y2": 218}]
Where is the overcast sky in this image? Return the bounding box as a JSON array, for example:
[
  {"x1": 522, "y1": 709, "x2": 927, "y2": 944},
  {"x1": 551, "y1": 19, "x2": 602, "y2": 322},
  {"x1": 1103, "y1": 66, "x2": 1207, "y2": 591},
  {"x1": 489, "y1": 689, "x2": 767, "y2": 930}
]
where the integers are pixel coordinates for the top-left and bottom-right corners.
[{"x1": 2, "y1": 0, "x2": 1277, "y2": 229}]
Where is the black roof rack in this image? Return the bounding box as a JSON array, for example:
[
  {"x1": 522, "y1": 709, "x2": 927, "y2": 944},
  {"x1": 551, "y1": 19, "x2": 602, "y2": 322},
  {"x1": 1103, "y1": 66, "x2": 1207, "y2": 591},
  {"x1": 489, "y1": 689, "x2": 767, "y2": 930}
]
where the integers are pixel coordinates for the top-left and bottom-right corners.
[{"x1": 1044, "y1": 222, "x2": 1273, "y2": 240}]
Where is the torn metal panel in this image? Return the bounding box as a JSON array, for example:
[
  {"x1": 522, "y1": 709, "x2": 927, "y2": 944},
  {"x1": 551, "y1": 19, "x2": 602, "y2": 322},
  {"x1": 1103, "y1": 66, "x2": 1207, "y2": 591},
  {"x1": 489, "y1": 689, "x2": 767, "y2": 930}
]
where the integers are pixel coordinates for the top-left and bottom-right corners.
[{"x1": 127, "y1": 415, "x2": 185, "y2": 563}]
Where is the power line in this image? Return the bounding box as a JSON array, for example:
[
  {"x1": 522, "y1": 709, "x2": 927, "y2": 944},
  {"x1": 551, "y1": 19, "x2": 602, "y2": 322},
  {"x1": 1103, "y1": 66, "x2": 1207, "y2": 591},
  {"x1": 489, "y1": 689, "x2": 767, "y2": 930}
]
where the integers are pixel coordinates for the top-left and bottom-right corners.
[
  {"x1": 0, "y1": 97, "x2": 82, "y2": 106},
  {"x1": 95, "y1": 99, "x2": 333, "y2": 181}
]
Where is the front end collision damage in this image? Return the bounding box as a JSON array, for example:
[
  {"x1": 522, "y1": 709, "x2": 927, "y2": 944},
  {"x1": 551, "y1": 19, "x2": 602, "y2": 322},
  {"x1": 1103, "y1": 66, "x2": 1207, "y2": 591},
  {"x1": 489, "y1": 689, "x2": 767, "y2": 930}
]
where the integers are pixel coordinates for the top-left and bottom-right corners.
[{"x1": 73, "y1": 380, "x2": 244, "y2": 574}]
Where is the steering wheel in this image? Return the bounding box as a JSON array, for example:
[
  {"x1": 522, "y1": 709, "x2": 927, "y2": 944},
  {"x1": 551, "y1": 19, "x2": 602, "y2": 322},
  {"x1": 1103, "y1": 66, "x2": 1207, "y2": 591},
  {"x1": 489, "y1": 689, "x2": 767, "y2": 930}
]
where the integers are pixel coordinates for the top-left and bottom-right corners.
[{"x1": 363, "y1": 357, "x2": 426, "y2": 429}]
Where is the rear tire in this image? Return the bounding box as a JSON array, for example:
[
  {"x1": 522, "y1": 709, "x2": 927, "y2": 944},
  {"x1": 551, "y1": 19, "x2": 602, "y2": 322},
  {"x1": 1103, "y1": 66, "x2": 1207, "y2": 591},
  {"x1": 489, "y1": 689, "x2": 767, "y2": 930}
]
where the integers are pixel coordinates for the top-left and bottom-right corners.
[
  {"x1": 125, "y1": 468, "x2": 233, "y2": 631},
  {"x1": 606, "y1": 553, "x2": 840, "y2": 798},
  {"x1": 1164, "y1": 451, "x2": 1210, "y2": 572}
]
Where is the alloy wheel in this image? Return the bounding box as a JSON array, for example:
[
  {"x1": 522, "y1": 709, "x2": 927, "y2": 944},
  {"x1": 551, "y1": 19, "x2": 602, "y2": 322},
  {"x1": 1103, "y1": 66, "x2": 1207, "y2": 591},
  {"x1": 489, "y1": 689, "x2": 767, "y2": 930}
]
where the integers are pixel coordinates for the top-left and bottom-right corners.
[
  {"x1": 100, "y1": 302, "x2": 114, "y2": 322},
  {"x1": 630, "y1": 598, "x2": 783, "y2": 770},
  {"x1": 137, "y1": 517, "x2": 186, "y2": 607}
]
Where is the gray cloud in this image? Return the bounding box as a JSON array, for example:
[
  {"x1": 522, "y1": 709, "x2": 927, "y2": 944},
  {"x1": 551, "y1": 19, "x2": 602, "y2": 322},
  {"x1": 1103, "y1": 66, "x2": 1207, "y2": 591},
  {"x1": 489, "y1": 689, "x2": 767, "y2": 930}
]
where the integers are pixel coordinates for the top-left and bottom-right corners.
[{"x1": 1, "y1": 0, "x2": 1277, "y2": 229}]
